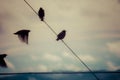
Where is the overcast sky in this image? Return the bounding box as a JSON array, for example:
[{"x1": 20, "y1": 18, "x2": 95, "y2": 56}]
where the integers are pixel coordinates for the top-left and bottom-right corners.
[{"x1": 0, "y1": 0, "x2": 120, "y2": 72}]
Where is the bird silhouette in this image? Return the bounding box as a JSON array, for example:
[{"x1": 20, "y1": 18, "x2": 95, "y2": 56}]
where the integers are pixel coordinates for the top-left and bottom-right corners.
[
  {"x1": 0, "y1": 54, "x2": 7, "y2": 68},
  {"x1": 38, "y1": 7, "x2": 45, "y2": 21},
  {"x1": 56, "y1": 30, "x2": 66, "y2": 41},
  {"x1": 14, "y1": 29, "x2": 30, "y2": 44}
]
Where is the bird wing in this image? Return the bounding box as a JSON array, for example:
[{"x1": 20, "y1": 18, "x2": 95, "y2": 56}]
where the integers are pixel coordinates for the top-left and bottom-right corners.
[{"x1": 0, "y1": 59, "x2": 7, "y2": 68}]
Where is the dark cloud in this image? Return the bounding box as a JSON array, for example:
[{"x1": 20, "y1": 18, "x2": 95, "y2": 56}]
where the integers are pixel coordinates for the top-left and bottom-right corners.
[
  {"x1": 118, "y1": 0, "x2": 120, "y2": 3},
  {"x1": 0, "y1": 11, "x2": 11, "y2": 21},
  {"x1": 0, "y1": 23, "x2": 4, "y2": 34},
  {"x1": 0, "y1": 11, "x2": 12, "y2": 34}
]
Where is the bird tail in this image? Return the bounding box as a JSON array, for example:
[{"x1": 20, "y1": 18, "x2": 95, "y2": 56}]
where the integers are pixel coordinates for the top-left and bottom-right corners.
[
  {"x1": 56, "y1": 38, "x2": 59, "y2": 41},
  {"x1": 41, "y1": 18, "x2": 44, "y2": 21},
  {"x1": 14, "y1": 33, "x2": 17, "y2": 35}
]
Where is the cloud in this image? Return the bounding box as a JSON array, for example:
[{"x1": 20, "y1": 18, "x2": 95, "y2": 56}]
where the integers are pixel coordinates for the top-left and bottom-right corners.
[
  {"x1": 118, "y1": 0, "x2": 120, "y2": 3},
  {"x1": 62, "y1": 52, "x2": 74, "y2": 59},
  {"x1": 4, "y1": 46, "x2": 28, "y2": 55},
  {"x1": 42, "y1": 53, "x2": 62, "y2": 62},
  {"x1": 64, "y1": 64, "x2": 81, "y2": 71},
  {"x1": 107, "y1": 41, "x2": 120, "y2": 57},
  {"x1": 0, "y1": 23, "x2": 4, "y2": 34},
  {"x1": 71, "y1": 31, "x2": 120, "y2": 41},
  {"x1": 62, "y1": 52, "x2": 96, "y2": 62},
  {"x1": 21, "y1": 67, "x2": 35, "y2": 72},
  {"x1": 79, "y1": 55, "x2": 96, "y2": 62},
  {"x1": 5, "y1": 59, "x2": 15, "y2": 70},
  {"x1": 30, "y1": 55, "x2": 39, "y2": 61},
  {"x1": 107, "y1": 61, "x2": 120, "y2": 71},
  {"x1": 38, "y1": 64, "x2": 48, "y2": 72}
]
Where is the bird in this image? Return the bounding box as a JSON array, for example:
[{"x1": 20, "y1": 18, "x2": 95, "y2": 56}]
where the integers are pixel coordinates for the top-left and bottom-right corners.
[
  {"x1": 38, "y1": 7, "x2": 45, "y2": 21},
  {"x1": 56, "y1": 30, "x2": 66, "y2": 41},
  {"x1": 0, "y1": 54, "x2": 7, "y2": 68},
  {"x1": 14, "y1": 29, "x2": 30, "y2": 44}
]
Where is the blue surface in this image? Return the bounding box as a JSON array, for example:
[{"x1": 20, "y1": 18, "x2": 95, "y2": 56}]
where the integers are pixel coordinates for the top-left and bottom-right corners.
[{"x1": 0, "y1": 72, "x2": 120, "y2": 80}]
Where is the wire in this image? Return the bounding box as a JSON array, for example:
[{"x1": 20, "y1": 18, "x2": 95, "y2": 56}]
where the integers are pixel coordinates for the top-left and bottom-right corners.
[
  {"x1": 43, "y1": 21, "x2": 57, "y2": 35},
  {"x1": 24, "y1": 0, "x2": 100, "y2": 80},
  {"x1": 24, "y1": 0, "x2": 38, "y2": 15}
]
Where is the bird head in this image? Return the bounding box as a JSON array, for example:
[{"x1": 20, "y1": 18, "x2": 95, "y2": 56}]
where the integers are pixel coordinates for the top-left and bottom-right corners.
[
  {"x1": 14, "y1": 29, "x2": 30, "y2": 35},
  {"x1": 0, "y1": 54, "x2": 7, "y2": 58},
  {"x1": 62, "y1": 30, "x2": 66, "y2": 33},
  {"x1": 40, "y1": 7, "x2": 43, "y2": 10}
]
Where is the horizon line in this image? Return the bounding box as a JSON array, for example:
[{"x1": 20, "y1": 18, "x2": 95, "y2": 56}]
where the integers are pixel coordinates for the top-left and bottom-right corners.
[{"x1": 0, "y1": 71, "x2": 120, "y2": 75}]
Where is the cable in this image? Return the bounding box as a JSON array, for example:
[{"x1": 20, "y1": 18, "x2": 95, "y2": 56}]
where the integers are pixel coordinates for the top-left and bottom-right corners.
[
  {"x1": 24, "y1": 0, "x2": 100, "y2": 80},
  {"x1": 24, "y1": 0, "x2": 38, "y2": 15},
  {"x1": 43, "y1": 21, "x2": 57, "y2": 35}
]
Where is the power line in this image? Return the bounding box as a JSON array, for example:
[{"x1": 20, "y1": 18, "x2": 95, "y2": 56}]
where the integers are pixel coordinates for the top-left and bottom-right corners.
[
  {"x1": 43, "y1": 21, "x2": 57, "y2": 35},
  {"x1": 24, "y1": 0, "x2": 100, "y2": 80},
  {"x1": 24, "y1": 0, "x2": 37, "y2": 15}
]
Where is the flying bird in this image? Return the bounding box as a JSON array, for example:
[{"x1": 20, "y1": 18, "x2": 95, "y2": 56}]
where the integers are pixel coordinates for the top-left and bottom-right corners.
[
  {"x1": 38, "y1": 7, "x2": 45, "y2": 21},
  {"x1": 0, "y1": 54, "x2": 7, "y2": 68},
  {"x1": 56, "y1": 30, "x2": 66, "y2": 41},
  {"x1": 14, "y1": 29, "x2": 30, "y2": 44}
]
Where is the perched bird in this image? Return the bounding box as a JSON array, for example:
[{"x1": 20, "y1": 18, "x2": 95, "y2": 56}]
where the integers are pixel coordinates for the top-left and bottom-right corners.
[
  {"x1": 0, "y1": 54, "x2": 7, "y2": 68},
  {"x1": 14, "y1": 29, "x2": 30, "y2": 44},
  {"x1": 56, "y1": 30, "x2": 66, "y2": 41},
  {"x1": 38, "y1": 7, "x2": 45, "y2": 21}
]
